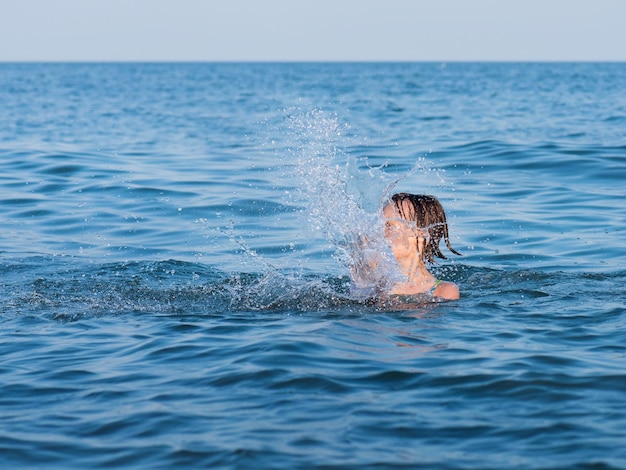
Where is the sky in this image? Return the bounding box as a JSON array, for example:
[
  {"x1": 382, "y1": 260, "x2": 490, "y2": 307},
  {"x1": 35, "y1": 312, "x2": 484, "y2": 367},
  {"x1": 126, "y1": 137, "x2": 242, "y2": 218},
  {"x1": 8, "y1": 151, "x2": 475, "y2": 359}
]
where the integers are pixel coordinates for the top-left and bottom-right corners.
[{"x1": 1, "y1": 0, "x2": 625, "y2": 62}]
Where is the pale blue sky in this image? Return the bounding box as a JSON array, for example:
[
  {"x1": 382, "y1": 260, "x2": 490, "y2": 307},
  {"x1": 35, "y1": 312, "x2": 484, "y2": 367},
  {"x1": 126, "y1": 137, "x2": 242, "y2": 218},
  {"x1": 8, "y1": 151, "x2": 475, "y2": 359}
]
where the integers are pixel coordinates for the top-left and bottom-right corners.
[{"x1": 1, "y1": 0, "x2": 625, "y2": 61}]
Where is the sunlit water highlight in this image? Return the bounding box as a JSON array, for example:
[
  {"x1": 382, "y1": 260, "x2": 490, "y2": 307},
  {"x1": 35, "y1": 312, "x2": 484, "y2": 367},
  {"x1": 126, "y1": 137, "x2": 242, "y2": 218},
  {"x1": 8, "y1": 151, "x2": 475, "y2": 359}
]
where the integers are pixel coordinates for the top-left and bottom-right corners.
[{"x1": 1, "y1": 63, "x2": 625, "y2": 469}]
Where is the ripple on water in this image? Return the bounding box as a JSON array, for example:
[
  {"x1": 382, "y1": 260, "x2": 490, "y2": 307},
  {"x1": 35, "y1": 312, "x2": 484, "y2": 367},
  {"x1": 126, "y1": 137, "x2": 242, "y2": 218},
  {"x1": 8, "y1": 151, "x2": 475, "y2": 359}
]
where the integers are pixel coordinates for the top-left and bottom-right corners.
[{"x1": 1, "y1": 63, "x2": 626, "y2": 469}]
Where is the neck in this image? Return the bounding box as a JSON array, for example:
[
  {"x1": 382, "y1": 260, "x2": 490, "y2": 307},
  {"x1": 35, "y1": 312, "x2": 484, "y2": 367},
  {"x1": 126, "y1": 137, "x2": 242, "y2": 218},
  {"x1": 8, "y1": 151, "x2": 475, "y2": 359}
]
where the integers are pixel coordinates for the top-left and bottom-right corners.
[{"x1": 395, "y1": 251, "x2": 436, "y2": 288}]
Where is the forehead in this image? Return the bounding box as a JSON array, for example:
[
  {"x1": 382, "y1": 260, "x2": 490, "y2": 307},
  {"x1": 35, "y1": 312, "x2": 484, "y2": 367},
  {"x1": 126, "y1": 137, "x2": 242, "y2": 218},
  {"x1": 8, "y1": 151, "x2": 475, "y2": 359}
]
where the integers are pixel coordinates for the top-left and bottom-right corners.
[
  {"x1": 382, "y1": 202, "x2": 399, "y2": 219},
  {"x1": 383, "y1": 199, "x2": 413, "y2": 218}
]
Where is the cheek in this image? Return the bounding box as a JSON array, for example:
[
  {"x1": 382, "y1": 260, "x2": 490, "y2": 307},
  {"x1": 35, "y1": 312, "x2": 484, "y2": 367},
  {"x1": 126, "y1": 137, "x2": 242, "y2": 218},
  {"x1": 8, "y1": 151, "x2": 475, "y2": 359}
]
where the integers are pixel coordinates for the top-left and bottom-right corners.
[
  {"x1": 387, "y1": 232, "x2": 415, "y2": 252},
  {"x1": 385, "y1": 227, "x2": 407, "y2": 243}
]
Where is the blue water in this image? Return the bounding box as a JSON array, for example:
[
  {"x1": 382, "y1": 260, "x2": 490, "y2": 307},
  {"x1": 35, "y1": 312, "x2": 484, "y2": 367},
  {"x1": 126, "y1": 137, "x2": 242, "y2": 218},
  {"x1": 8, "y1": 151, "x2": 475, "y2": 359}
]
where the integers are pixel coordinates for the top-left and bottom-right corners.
[{"x1": 1, "y1": 62, "x2": 625, "y2": 469}]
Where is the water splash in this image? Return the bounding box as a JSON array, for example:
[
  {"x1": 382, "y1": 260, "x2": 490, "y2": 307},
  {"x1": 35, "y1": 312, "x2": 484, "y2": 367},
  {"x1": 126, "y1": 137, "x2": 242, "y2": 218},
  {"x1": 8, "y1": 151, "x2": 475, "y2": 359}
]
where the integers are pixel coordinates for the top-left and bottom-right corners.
[
  {"x1": 281, "y1": 110, "x2": 401, "y2": 295},
  {"x1": 195, "y1": 216, "x2": 356, "y2": 311},
  {"x1": 281, "y1": 108, "x2": 459, "y2": 299},
  {"x1": 194, "y1": 108, "x2": 455, "y2": 308}
]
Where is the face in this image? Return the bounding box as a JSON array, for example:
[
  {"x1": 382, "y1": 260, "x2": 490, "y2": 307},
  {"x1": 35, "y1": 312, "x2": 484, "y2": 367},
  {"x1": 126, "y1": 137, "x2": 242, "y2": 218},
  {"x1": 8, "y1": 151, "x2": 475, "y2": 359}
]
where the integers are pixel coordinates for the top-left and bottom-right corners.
[{"x1": 383, "y1": 202, "x2": 429, "y2": 258}]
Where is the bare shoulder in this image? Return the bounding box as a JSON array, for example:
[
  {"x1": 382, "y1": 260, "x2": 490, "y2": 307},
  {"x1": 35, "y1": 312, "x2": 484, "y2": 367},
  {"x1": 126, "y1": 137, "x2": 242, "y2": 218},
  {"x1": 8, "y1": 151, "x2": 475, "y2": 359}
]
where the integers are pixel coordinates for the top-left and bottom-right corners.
[{"x1": 433, "y1": 281, "x2": 460, "y2": 300}]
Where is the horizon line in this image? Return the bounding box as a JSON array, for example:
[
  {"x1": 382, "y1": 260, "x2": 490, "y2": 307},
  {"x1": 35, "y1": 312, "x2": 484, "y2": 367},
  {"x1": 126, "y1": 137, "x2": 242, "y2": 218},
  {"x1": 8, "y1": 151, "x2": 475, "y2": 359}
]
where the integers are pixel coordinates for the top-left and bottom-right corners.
[{"x1": 2, "y1": 59, "x2": 626, "y2": 64}]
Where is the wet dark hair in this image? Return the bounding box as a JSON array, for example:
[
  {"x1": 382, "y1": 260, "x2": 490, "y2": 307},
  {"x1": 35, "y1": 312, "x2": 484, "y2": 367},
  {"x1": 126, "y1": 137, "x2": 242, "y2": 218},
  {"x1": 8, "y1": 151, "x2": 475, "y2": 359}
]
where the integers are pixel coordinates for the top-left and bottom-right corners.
[{"x1": 390, "y1": 193, "x2": 461, "y2": 263}]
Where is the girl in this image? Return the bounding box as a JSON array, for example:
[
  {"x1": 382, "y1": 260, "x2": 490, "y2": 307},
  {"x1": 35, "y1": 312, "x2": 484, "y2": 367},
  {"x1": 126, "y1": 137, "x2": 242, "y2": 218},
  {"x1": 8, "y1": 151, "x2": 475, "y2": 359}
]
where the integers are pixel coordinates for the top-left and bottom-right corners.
[{"x1": 381, "y1": 193, "x2": 461, "y2": 300}]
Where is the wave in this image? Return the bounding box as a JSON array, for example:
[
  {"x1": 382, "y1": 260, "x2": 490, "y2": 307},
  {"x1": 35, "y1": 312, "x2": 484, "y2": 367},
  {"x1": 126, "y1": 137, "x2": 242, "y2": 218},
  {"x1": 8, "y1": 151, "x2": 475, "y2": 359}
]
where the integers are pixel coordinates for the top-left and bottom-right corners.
[
  {"x1": 0, "y1": 258, "x2": 353, "y2": 321},
  {"x1": 2, "y1": 257, "x2": 624, "y2": 322}
]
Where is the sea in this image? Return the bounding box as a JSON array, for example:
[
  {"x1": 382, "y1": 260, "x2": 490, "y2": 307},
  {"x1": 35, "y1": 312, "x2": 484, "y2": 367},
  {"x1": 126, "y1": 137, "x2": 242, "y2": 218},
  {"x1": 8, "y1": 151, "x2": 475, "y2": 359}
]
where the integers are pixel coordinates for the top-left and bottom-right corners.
[{"x1": 1, "y1": 62, "x2": 625, "y2": 469}]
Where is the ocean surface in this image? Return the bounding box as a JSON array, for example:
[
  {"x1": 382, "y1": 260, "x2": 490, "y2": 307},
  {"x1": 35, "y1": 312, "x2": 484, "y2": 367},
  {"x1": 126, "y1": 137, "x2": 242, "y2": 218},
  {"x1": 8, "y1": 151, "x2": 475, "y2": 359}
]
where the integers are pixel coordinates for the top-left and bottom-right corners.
[{"x1": 1, "y1": 62, "x2": 625, "y2": 469}]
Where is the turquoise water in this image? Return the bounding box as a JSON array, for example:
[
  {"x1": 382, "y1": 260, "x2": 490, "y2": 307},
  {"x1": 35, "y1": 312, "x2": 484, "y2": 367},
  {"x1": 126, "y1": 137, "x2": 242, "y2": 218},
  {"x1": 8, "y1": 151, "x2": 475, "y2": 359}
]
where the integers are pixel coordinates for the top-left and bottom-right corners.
[{"x1": 1, "y1": 63, "x2": 625, "y2": 469}]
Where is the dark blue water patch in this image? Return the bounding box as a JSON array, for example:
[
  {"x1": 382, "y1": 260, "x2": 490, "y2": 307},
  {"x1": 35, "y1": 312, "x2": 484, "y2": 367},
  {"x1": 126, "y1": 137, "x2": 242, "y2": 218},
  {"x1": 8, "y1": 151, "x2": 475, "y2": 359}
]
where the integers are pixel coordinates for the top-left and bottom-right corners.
[
  {"x1": 603, "y1": 115, "x2": 626, "y2": 123},
  {"x1": 1, "y1": 196, "x2": 47, "y2": 207},
  {"x1": 39, "y1": 163, "x2": 85, "y2": 177},
  {"x1": 418, "y1": 115, "x2": 452, "y2": 121},
  {"x1": 438, "y1": 140, "x2": 626, "y2": 182}
]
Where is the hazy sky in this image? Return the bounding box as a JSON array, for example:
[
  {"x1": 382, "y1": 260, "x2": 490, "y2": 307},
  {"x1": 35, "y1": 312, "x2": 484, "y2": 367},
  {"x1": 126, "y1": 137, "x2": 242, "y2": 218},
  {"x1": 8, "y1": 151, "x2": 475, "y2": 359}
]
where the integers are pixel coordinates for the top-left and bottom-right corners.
[{"x1": 1, "y1": 0, "x2": 625, "y2": 61}]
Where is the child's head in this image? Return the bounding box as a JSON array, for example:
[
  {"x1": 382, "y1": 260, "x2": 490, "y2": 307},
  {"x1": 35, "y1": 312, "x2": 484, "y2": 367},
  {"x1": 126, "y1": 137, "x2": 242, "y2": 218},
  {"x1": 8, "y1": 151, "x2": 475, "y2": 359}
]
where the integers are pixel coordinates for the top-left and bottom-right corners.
[{"x1": 383, "y1": 193, "x2": 461, "y2": 263}]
